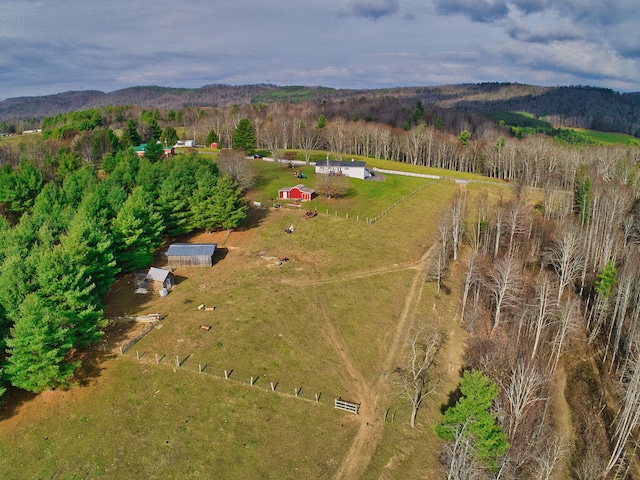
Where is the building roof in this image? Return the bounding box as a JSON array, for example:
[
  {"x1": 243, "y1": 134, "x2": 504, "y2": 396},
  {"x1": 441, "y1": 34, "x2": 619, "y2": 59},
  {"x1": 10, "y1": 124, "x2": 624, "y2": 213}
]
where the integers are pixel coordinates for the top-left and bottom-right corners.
[
  {"x1": 166, "y1": 243, "x2": 217, "y2": 257},
  {"x1": 316, "y1": 160, "x2": 366, "y2": 168},
  {"x1": 278, "y1": 184, "x2": 315, "y2": 194},
  {"x1": 146, "y1": 267, "x2": 172, "y2": 282}
]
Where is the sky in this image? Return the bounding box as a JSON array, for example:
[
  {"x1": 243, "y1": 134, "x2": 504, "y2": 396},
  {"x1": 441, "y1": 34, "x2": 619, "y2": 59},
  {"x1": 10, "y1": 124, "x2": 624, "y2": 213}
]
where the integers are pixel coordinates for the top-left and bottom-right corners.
[{"x1": 1, "y1": 0, "x2": 639, "y2": 100}]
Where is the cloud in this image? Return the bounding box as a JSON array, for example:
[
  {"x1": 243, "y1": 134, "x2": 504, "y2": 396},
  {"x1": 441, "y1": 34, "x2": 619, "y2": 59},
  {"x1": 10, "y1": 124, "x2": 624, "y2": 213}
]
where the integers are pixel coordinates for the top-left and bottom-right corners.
[
  {"x1": 509, "y1": 0, "x2": 548, "y2": 15},
  {"x1": 433, "y1": 0, "x2": 509, "y2": 23},
  {"x1": 348, "y1": 0, "x2": 399, "y2": 20},
  {"x1": 507, "y1": 24, "x2": 583, "y2": 44}
]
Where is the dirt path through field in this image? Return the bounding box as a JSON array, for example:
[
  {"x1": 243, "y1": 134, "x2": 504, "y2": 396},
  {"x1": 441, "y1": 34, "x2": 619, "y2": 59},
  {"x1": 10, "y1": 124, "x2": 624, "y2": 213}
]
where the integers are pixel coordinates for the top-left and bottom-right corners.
[{"x1": 331, "y1": 243, "x2": 436, "y2": 480}]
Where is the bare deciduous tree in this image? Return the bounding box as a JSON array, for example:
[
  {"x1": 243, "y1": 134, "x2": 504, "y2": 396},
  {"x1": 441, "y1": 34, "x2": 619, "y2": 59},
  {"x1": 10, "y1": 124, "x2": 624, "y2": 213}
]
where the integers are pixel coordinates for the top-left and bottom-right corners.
[
  {"x1": 394, "y1": 327, "x2": 442, "y2": 428},
  {"x1": 544, "y1": 220, "x2": 583, "y2": 306},
  {"x1": 450, "y1": 188, "x2": 467, "y2": 261},
  {"x1": 501, "y1": 360, "x2": 548, "y2": 438},
  {"x1": 484, "y1": 255, "x2": 522, "y2": 336},
  {"x1": 217, "y1": 150, "x2": 256, "y2": 191}
]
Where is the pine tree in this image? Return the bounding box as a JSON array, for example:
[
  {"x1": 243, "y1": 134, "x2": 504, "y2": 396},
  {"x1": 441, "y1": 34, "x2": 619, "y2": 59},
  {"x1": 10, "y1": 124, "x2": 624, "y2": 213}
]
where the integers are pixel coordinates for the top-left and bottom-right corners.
[
  {"x1": 436, "y1": 370, "x2": 509, "y2": 470},
  {"x1": 112, "y1": 187, "x2": 164, "y2": 272},
  {"x1": 144, "y1": 141, "x2": 163, "y2": 163},
  {"x1": 211, "y1": 175, "x2": 247, "y2": 230},
  {"x1": 206, "y1": 129, "x2": 219, "y2": 145},
  {"x1": 4, "y1": 294, "x2": 78, "y2": 393},
  {"x1": 232, "y1": 118, "x2": 257, "y2": 152},
  {"x1": 34, "y1": 244, "x2": 105, "y2": 349}
]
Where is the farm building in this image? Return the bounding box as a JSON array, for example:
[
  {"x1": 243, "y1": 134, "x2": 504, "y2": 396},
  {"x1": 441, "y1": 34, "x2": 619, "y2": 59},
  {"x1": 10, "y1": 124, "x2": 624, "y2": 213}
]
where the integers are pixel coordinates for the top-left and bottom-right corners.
[
  {"x1": 133, "y1": 144, "x2": 147, "y2": 158},
  {"x1": 315, "y1": 160, "x2": 371, "y2": 179},
  {"x1": 135, "y1": 267, "x2": 174, "y2": 295},
  {"x1": 166, "y1": 243, "x2": 217, "y2": 267},
  {"x1": 278, "y1": 184, "x2": 316, "y2": 201}
]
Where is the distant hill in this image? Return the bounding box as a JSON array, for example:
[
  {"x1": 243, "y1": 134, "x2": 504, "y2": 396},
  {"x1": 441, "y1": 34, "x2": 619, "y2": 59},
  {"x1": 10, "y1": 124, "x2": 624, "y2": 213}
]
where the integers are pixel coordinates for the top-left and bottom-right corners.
[{"x1": 2, "y1": 83, "x2": 640, "y2": 136}]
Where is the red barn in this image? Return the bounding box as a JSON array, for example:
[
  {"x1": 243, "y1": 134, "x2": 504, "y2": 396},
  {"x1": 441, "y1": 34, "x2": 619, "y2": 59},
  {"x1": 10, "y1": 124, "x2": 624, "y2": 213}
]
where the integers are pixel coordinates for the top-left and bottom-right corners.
[{"x1": 278, "y1": 184, "x2": 316, "y2": 202}]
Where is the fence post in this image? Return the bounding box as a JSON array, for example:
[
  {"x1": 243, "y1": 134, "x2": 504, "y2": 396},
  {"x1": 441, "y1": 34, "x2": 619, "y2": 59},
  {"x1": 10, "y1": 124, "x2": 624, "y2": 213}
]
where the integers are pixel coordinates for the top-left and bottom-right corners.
[
  {"x1": 136, "y1": 350, "x2": 140, "y2": 360},
  {"x1": 250, "y1": 376, "x2": 254, "y2": 386},
  {"x1": 120, "y1": 346, "x2": 123, "y2": 355},
  {"x1": 175, "y1": 355, "x2": 180, "y2": 368},
  {"x1": 224, "y1": 369, "x2": 229, "y2": 379},
  {"x1": 199, "y1": 364, "x2": 202, "y2": 373},
  {"x1": 271, "y1": 382, "x2": 275, "y2": 391}
]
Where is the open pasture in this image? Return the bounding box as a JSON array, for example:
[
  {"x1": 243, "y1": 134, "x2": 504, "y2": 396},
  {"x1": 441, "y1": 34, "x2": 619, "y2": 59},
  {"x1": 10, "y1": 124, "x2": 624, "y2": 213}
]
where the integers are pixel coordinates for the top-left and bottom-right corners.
[{"x1": 0, "y1": 166, "x2": 485, "y2": 479}]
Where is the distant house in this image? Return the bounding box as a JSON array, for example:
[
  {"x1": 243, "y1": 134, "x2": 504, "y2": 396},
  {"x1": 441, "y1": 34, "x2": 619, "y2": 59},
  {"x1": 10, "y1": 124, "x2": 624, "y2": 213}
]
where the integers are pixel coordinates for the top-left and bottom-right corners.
[
  {"x1": 133, "y1": 144, "x2": 147, "y2": 158},
  {"x1": 315, "y1": 160, "x2": 371, "y2": 179},
  {"x1": 135, "y1": 267, "x2": 174, "y2": 295},
  {"x1": 278, "y1": 184, "x2": 316, "y2": 202},
  {"x1": 163, "y1": 145, "x2": 175, "y2": 158},
  {"x1": 166, "y1": 243, "x2": 217, "y2": 267}
]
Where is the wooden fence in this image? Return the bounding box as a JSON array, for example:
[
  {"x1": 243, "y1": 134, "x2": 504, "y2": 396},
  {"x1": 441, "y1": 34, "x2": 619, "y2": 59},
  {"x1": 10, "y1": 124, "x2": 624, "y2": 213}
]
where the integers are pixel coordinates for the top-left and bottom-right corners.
[{"x1": 335, "y1": 398, "x2": 360, "y2": 414}]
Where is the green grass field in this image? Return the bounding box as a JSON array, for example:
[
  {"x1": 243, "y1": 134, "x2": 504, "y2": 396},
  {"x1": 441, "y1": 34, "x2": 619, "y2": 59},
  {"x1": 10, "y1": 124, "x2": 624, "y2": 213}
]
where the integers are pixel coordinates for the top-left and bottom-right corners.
[
  {"x1": 567, "y1": 128, "x2": 640, "y2": 145},
  {"x1": 0, "y1": 160, "x2": 508, "y2": 479}
]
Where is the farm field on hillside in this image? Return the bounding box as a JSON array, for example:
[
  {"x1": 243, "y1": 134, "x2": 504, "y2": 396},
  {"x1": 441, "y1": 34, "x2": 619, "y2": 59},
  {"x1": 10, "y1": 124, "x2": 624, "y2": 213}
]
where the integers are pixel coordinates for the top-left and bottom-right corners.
[{"x1": 0, "y1": 173, "x2": 501, "y2": 479}]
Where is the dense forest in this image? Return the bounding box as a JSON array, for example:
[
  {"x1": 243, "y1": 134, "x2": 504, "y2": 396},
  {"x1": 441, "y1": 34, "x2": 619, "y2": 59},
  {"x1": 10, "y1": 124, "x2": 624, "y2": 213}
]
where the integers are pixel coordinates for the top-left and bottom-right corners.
[{"x1": 2, "y1": 89, "x2": 640, "y2": 477}]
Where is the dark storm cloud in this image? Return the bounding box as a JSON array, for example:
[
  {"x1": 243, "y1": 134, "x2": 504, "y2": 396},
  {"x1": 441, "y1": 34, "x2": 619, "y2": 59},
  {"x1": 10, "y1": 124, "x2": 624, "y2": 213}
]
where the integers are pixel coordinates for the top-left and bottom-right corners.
[
  {"x1": 433, "y1": 0, "x2": 509, "y2": 23},
  {"x1": 348, "y1": 0, "x2": 399, "y2": 20}
]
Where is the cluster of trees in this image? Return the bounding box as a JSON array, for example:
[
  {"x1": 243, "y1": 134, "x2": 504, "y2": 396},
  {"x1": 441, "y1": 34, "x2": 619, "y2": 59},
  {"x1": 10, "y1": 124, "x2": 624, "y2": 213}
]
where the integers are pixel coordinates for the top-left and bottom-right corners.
[
  {"x1": 0, "y1": 139, "x2": 246, "y2": 397},
  {"x1": 415, "y1": 149, "x2": 640, "y2": 477}
]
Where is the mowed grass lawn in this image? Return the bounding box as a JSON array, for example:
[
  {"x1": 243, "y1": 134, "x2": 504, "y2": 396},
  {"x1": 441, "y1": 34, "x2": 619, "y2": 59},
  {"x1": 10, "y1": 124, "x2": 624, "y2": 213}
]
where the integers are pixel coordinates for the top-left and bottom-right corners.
[{"x1": 0, "y1": 164, "x2": 490, "y2": 479}]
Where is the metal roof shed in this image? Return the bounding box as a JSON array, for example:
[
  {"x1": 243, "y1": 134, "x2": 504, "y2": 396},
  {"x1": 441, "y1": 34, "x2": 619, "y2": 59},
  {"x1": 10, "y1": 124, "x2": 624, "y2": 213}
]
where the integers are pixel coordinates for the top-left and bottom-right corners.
[{"x1": 166, "y1": 243, "x2": 217, "y2": 267}]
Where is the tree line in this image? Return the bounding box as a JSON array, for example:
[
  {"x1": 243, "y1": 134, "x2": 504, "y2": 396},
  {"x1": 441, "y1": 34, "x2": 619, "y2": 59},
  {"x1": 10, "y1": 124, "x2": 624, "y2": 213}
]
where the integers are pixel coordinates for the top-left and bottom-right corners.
[{"x1": 0, "y1": 138, "x2": 246, "y2": 397}]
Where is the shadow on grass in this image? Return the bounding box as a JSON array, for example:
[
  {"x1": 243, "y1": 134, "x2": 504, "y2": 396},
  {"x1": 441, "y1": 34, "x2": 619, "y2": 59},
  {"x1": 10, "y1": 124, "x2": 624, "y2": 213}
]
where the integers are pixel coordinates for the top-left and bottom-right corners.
[
  {"x1": 0, "y1": 387, "x2": 37, "y2": 421},
  {"x1": 235, "y1": 206, "x2": 269, "y2": 231},
  {"x1": 0, "y1": 320, "x2": 141, "y2": 421},
  {"x1": 439, "y1": 365, "x2": 467, "y2": 415}
]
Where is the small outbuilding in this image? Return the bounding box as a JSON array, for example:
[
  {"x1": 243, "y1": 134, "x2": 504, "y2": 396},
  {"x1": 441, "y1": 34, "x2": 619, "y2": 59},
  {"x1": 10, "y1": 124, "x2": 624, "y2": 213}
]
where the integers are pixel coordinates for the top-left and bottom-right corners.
[
  {"x1": 278, "y1": 184, "x2": 316, "y2": 202},
  {"x1": 315, "y1": 160, "x2": 371, "y2": 179},
  {"x1": 135, "y1": 267, "x2": 174, "y2": 294},
  {"x1": 166, "y1": 243, "x2": 217, "y2": 268}
]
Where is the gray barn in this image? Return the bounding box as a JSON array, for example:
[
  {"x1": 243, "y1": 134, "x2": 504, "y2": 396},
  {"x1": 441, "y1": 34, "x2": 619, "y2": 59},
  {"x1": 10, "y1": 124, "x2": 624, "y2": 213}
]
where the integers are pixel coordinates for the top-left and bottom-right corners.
[{"x1": 166, "y1": 243, "x2": 217, "y2": 267}]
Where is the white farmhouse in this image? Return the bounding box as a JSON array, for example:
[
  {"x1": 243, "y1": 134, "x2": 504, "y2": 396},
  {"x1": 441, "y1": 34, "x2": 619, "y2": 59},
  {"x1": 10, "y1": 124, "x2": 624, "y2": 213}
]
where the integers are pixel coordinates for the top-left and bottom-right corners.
[{"x1": 315, "y1": 159, "x2": 371, "y2": 179}]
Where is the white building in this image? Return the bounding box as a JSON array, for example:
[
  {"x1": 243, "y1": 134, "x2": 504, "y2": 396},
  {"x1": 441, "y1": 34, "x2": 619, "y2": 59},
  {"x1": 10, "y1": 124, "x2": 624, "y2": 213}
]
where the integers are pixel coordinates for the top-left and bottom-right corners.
[{"x1": 315, "y1": 160, "x2": 371, "y2": 179}]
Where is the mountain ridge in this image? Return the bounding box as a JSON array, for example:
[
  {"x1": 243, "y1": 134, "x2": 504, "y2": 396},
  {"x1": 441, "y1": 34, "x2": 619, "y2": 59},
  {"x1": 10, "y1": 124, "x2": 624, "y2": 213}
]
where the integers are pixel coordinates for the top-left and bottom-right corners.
[{"x1": 2, "y1": 83, "x2": 640, "y2": 136}]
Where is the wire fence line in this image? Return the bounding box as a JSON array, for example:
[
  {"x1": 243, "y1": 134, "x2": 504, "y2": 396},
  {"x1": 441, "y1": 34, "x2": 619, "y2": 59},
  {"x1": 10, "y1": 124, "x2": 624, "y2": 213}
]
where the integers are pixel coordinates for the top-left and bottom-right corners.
[{"x1": 120, "y1": 348, "x2": 329, "y2": 407}]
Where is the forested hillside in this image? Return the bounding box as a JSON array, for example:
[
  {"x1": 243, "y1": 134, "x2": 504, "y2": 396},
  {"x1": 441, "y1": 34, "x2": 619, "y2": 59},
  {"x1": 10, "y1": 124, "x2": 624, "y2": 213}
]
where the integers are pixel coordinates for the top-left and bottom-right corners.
[{"x1": 2, "y1": 83, "x2": 640, "y2": 138}]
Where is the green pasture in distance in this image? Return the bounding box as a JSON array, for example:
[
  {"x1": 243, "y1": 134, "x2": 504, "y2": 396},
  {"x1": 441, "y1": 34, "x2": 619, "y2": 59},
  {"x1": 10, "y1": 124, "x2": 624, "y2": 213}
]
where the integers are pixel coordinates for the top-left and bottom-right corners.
[{"x1": 568, "y1": 128, "x2": 640, "y2": 145}]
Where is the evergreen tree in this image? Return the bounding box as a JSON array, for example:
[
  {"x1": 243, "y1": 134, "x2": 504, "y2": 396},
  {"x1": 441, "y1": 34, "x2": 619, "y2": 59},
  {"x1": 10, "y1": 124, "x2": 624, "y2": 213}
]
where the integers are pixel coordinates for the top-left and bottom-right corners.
[
  {"x1": 64, "y1": 209, "x2": 118, "y2": 302},
  {"x1": 109, "y1": 149, "x2": 140, "y2": 193},
  {"x1": 206, "y1": 129, "x2": 219, "y2": 145},
  {"x1": 144, "y1": 141, "x2": 163, "y2": 163},
  {"x1": 147, "y1": 118, "x2": 162, "y2": 142},
  {"x1": 55, "y1": 147, "x2": 82, "y2": 183},
  {"x1": 160, "y1": 126, "x2": 178, "y2": 146},
  {"x1": 232, "y1": 118, "x2": 257, "y2": 152},
  {"x1": 112, "y1": 187, "x2": 164, "y2": 272},
  {"x1": 436, "y1": 370, "x2": 509, "y2": 470},
  {"x1": 4, "y1": 294, "x2": 78, "y2": 393},
  {"x1": 34, "y1": 243, "x2": 105, "y2": 348},
  {"x1": 195, "y1": 175, "x2": 246, "y2": 231},
  {"x1": 121, "y1": 119, "x2": 141, "y2": 148},
  {"x1": 574, "y1": 167, "x2": 591, "y2": 224},
  {"x1": 316, "y1": 114, "x2": 327, "y2": 129}
]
